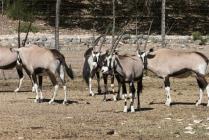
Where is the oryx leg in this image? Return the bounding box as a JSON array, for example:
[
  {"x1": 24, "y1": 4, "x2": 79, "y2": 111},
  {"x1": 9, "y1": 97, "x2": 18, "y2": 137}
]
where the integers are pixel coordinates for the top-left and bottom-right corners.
[
  {"x1": 122, "y1": 82, "x2": 128, "y2": 112},
  {"x1": 89, "y1": 77, "x2": 94, "y2": 96},
  {"x1": 122, "y1": 82, "x2": 127, "y2": 100},
  {"x1": 14, "y1": 66, "x2": 24, "y2": 92},
  {"x1": 164, "y1": 76, "x2": 171, "y2": 106},
  {"x1": 123, "y1": 88, "x2": 128, "y2": 112},
  {"x1": 38, "y1": 75, "x2": 43, "y2": 101},
  {"x1": 136, "y1": 78, "x2": 143, "y2": 110},
  {"x1": 195, "y1": 74, "x2": 207, "y2": 106},
  {"x1": 111, "y1": 75, "x2": 115, "y2": 93},
  {"x1": 96, "y1": 72, "x2": 101, "y2": 94},
  {"x1": 31, "y1": 74, "x2": 40, "y2": 103},
  {"x1": 59, "y1": 65, "x2": 68, "y2": 105},
  {"x1": 103, "y1": 74, "x2": 108, "y2": 101},
  {"x1": 116, "y1": 81, "x2": 122, "y2": 100},
  {"x1": 48, "y1": 72, "x2": 59, "y2": 104},
  {"x1": 129, "y1": 81, "x2": 136, "y2": 113}
]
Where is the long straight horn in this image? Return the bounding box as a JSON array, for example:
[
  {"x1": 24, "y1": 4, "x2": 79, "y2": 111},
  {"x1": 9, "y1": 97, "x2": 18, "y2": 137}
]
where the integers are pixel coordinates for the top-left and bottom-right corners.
[
  {"x1": 92, "y1": 34, "x2": 103, "y2": 48},
  {"x1": 98, "y1": 25, "x2": 110, "y2": 52},
  {"x1": 144, "y1": 19, "x2": 153, "y2": 51},
  {"x1": 18, "y1": 20, "x2": 21, "y2": 48},
  {"x1": 113, "y1": 30, "x2": 124, "y2": 49},
  {"x1": 110, "y1": 30, "x2": 123, "y2": 55},
  {"x1": 22, "y1": 21, "x2": 32, "y2": 47},
  {"x1": 98, "y1": 35, "x2": 106, "y2": 52}
]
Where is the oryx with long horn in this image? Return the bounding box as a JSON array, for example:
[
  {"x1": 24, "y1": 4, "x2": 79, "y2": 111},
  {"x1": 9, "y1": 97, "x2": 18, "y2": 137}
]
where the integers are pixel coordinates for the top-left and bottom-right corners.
[
  {"x1": 83, "y1": 34, "x2": 111, "y2": 96},
  {"x1": 138, "y1": 48, "x2": 209, "y2": 107},
  {"x1": 11, "y1": 44, "x2": 74, "y2": 104},
  {"x1": 0, "y1": 20, "x2": 32, "y2": 92},
  {"x1": 101, "y1": 30, "x2": 144, "y2": 112}
]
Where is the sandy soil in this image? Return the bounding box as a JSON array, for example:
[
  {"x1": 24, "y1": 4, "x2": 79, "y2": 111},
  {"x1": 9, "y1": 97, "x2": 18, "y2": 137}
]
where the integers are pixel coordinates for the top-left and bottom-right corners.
[
  {"x1": 0, "y1": 75, "x2": 208, "y2": 140},
  {"x1": 0, "y1": 42, "x2": 208, "y2": 139}
]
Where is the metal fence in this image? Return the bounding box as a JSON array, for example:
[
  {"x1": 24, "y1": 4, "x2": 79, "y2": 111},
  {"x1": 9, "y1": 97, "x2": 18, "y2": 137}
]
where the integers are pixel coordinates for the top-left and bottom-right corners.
[{"x1": 1, "y1": 0, "x2": 209, "y2": 35}]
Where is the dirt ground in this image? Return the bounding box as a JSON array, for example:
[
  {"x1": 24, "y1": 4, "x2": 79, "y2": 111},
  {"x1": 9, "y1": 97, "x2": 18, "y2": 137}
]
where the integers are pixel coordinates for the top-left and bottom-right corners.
[
  {"x1": 0, "y1": 75, "x2": 208, "y2": 140},
  {"x1": 1, "y1": 16, "x2": 209, "y2": 140}
]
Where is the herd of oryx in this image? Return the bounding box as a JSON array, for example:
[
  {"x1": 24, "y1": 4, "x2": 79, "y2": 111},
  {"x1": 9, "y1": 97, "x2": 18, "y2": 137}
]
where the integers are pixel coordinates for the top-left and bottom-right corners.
[{"x1": 1, "y1": 30, "x2": 209, "y2": 113}]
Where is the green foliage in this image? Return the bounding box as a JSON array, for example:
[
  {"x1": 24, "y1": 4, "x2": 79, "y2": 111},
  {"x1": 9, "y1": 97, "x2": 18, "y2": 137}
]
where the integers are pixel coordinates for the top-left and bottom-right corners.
[
  {"x1": 16, "y1": 22, "x2": 39, "y2": 33},
  {"x1": 5, "y1": 0, "x2": 34, "y2": 22},
  {"x1": 192, "y1": 31, "x2": 202, "y2": 41},
  {"x1": 192, "y1": 31, "x2": 208, "y2": 45}
]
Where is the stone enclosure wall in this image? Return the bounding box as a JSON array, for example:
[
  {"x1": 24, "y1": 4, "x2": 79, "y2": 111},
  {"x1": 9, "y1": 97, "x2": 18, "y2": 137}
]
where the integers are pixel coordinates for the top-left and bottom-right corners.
[
  {"x1": 0, "y1": 33, "x2": 194, "y2": 48},
  {"x1": 0, "y1": 33, "x2": 208, "y2": 80}
]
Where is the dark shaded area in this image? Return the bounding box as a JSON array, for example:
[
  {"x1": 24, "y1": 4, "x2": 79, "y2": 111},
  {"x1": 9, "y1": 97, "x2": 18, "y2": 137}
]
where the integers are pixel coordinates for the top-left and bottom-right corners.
[
  {"x1": 150, "y1": 101, "x2": 207, "y2": 106},
  {"x1": 27, "y1": 97, "x2": 79, "y2": 104},
  {"x1": 2, "y1": 0, "x2": 209, "y2": 35},
  {"x1": 114, "y1": 107, "x2": 154, "y2": 113}
]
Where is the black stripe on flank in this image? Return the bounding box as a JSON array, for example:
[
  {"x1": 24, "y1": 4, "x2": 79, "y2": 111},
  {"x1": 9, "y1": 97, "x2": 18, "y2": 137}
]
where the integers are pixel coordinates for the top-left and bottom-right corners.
[{"x1": 195, "y1": 52, "x2": 209, "y2": 64}]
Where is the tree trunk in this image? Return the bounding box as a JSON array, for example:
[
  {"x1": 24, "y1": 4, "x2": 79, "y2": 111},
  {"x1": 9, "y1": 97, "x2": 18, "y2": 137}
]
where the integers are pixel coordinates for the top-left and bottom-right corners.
[
  {"x1": 112, "y1": 0, "x2": 115, "y2": 47},
  {"x1": 55, "y1": 0, "x2": 61, "y2": 50},
  {"x1": 161, "y1": 0, "x2": 166, "y2": 47}
]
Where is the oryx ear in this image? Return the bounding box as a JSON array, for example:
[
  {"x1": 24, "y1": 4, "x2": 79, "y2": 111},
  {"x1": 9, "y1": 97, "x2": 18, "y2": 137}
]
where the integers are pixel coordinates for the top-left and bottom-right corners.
[
  {"x1": 105, "y1": 50, "x2": 110, "y2": 55},
  {"x1": 113, "y1": 49, "x2": 119, "y2": 55},
  {"x1": 10, "y1": 48, "x2": 19, "y2": 52},
  {"x1": 149, "y1": 48, "x2": 154, "y2": 52}
]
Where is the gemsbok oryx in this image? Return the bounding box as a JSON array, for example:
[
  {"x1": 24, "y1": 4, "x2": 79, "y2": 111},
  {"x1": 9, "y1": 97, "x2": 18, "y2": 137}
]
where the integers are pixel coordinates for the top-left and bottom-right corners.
[
  {"x1": 101, "y1": 40, "x2": 144, "y2": 112},
  {"x1": 11, "y1": 44, "x2": 74, "y2": 104},
  {"x1": 0, "y1": 20, "x2": 32, "y2": 92},
  {"x1": 83, "y1": 35, "x2": 116, "y2": 101},
  {"x1": 0, "y1": 47, "x2": 24, "y2": 92},
  {"x1": 138, "y1": 48, "x2": 209, "y2": 107}
]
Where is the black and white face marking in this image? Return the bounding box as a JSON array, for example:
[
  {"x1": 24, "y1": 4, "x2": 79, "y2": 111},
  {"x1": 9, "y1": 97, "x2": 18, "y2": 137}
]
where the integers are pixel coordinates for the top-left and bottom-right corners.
[
  {"x1": 101, "y1": 54, "x2": 115, "y2": 74},
  {"x1": 92, "y1": 51, "x2": 100, "y2": 68},
  {"x1": 137, "y1": 51, "x2": 146, "y2": 63}
]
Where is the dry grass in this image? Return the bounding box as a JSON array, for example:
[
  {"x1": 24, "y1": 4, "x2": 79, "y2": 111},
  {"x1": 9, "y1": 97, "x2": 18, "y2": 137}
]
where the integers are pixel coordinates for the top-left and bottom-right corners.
[{"x1": 0, "y1": 76, "x2": 208, "y2": 139}]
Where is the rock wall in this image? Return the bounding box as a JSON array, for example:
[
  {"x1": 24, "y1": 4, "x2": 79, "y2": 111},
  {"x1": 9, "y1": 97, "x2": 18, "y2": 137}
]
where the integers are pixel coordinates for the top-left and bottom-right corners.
[{"x1": 0, "y1": 33, "x2": 193, "y2": 48}]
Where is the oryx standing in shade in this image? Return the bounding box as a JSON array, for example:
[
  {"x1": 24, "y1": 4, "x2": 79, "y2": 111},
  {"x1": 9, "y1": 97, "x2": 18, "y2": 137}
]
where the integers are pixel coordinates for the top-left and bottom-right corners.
[{"x1": 138, "y1": 48, "x2": 209, "y2": 107}]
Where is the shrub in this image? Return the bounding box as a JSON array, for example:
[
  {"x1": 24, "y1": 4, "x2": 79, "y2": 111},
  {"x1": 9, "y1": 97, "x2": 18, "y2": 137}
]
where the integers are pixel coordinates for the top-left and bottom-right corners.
[
  {"x1": 192, "y1": 31, "x2": 202, "y2": 41},
  {"x1": 16, "y1": 22, "x2": 39, "y2": 33},
  {"x1": 192, "y1": 31, "x2": 208, "y2": 45}
]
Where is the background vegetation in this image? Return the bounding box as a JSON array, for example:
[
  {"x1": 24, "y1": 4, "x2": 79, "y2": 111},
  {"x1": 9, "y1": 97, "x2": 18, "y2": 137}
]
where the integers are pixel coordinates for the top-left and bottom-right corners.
[{"x1": 1, "y1": 0, "x2": 209, "y2": 35}]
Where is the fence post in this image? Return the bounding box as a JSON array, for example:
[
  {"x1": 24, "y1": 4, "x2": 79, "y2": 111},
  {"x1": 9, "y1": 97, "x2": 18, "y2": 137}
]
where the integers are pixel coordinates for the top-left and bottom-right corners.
[
  {"x1": 161, "y1": 0, "x2": 166, "y2": 47},
  {"x1": 55, "y1": 0, "x2": 61, "y2": 50},
  {"x1": 112, "y1": 0, "x2": 115, "y2": 47}
]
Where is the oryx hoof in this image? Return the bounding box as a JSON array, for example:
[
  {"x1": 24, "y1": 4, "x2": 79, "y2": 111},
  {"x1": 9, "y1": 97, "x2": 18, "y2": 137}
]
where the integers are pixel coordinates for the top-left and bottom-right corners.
[
  {"x1": 89, "y1": 92, "x2": 95, "y2": 96},
  {"x1": 121, "y1": 95, "x2": 125, "y2": 100},
  {"x1": 14, "y1": 88, "x2": 19, "y2": 93},
  {"x1": 123, "y1": 106, "x2": 128, "y2": 113},
  {"x1": 48, "y1": 100, "x2": 54, "y2": 104},
  {"x1": 34, "y1": 99, "x2": 39, "y2": 103},
  {"x1": 165, "y1": 100, "x2": 171, "y2": 106},
  {"x1": 113, "y1": 95, "x2": 117, "y2": 102},
  {"x1": 130, "y1": 106, "x2": 135, "y2": 113},
  {"x1": 32, "y1": 87, "x2": 36, "y2": 92},
  {"x1": 195, "y1": 100, "x2": 201, "y2": 107},
  {"x1": 63, "y1": 100, "x2": 68, "y2": 105},
  {"x1": 165, "y1": 102, "x2": 171, "y2": 106}
]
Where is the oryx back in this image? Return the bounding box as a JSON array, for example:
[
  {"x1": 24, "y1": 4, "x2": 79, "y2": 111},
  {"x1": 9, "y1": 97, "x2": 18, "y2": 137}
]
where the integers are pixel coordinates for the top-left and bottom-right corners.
[
  {"x1": 0, "y1": 48, "x2": 18, "y2": 69},
  {"x1": 147, "y1": 48, "x2": 208, "y2": 77}
]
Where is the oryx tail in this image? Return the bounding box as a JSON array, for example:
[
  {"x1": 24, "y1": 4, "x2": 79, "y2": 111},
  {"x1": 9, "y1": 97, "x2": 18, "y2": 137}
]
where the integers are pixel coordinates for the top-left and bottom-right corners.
[{"x1": 51, "y1": 49, "x2": 74, "y2": 80}]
